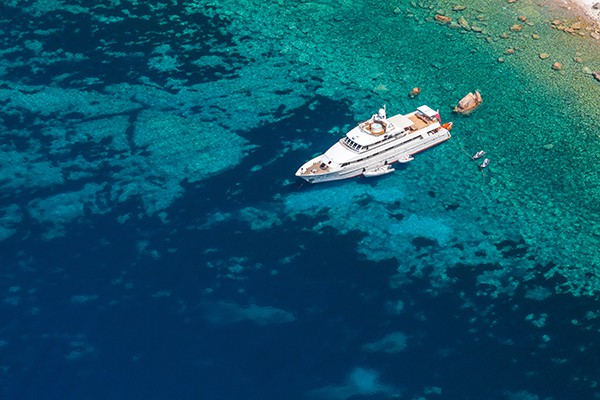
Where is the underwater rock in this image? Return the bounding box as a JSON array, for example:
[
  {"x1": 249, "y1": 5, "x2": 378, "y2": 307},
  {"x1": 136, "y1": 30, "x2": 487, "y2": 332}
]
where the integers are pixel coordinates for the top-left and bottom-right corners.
[
  {"x1": 435, "y1": 14, "x2": 452, "y2": 23},
  {"x1": 532, "y1": 33, "x2": 541, "y2": 39},
  {"x1": 500, "y1": 32, "x2": 510, "y2": 38},
  {"x1": 552, "y1": 62, "x2": 563, "y2": 70},
  {"x1": 518, "y1": 15, "x2": 527, "y2": 22},
  {"x1": 510, "y1": 24, "x2": 522, "y2": 32},
  {"x1": 453, "y1": 5, "x2": 466, "y2": 11},
  {"x1": 593, "y1": 71, "x2": 600, "y2": 81},
  {"x1": 539, "y1": 53, "x2": 550, "y2": 59},
  {"x1": 504, "y1": 48, "x2": 516, "y2": 54},
  {"x1": 362, "y1": 332, "x2": 408, "y2": 354},
  {"x1": 570, "y1": 21, "x2": 582, "y2": 30},
  {"x1": 458, "y1": 17, "x2": 471, "y2": 30}
]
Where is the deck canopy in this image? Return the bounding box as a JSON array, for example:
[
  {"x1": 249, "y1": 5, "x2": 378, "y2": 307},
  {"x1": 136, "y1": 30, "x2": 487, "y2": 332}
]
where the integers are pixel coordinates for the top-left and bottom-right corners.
[{"x1": 417, "y1": 105, "x2": 438, "y2": 119}]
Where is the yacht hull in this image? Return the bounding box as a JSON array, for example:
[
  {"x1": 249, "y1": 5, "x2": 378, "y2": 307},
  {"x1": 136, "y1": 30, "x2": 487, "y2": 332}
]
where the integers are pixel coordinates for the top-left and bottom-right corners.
[{"x1": 296, "y1": 129, "x2": 450, "y2": 184}]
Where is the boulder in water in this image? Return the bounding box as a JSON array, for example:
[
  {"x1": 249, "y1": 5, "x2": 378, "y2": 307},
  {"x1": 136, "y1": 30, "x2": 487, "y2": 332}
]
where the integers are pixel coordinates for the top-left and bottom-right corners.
[
  {"x1": 453, "y1": 91, "x2": 482, "y2": 115},
  {"x1": 435, "y1": 14, "x2": 452, "y2": 23}
]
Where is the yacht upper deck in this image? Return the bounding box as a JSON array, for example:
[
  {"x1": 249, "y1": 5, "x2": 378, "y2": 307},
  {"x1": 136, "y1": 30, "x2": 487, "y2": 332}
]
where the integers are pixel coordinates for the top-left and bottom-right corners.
[{"x1": 345, "y1": 105, "x2": 440, "y2": 149}]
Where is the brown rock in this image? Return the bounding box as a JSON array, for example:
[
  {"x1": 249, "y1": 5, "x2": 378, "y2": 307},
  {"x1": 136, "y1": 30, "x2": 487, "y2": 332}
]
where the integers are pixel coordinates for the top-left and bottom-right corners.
[
  {"x1": 539, "y1": 53, "x2": 550, "y2": 59},
  {"x1": 507, "y1": 0, "x2": 518, "y2": 3},
  {"x1": 552, "y1": 19, "x2": 563, "y2": 25},
  {"x1": 518, "y1": 15, "x2": 527, "y2": 22},
  {"x1": 454, "y1": 91, "x2": 483, "y2": 114},
  {"x1": 510, "y1": 24, "x2": 522, "y2": 32},
  {"x1": 593, "y1": 71, "x2": 600, "y2": 81},
  {"x1": 504, "y1": 48, "x2": 516, "y2": 54},
  {"x1": 458, "y1": 16, "x2": 471, "y2": 30},
  {"x1": 552, "y1": 62, "x2": 563, "y2": 70},
  {"x1": 435, "y1": 14, "x2": 452, "y2": 23},
  {"x1": 571, "y1": 21, "x2": 582, "y2": 30},
  {"x1": 409, "y1": 87, "x2": 421, "y2": 98},
  {"x1": 574, "y1": 57, "x2": 583, "y2": 63}
]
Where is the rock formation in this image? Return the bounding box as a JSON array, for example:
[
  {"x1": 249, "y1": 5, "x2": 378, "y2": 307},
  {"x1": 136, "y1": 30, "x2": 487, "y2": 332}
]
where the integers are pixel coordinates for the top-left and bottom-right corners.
[{"x1": 453, "y1": 91, "x2": 482, "y2": 115}]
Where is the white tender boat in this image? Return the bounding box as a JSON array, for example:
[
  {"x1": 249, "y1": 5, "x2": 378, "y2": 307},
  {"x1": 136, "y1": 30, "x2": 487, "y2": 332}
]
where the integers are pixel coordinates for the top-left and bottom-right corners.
[
  {"x1": 295, "y1": 105, "x2": 452, "y2": 183},
  {"x1": 472, "y1": 150, "x2": 486, "y2": 160},
  {"x1": 362, "y1": 165, "x2": 395, "y2": 177}
]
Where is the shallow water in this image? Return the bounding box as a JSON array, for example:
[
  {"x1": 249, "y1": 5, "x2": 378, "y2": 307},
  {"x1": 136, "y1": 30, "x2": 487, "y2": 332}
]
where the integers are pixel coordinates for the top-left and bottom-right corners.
[{"x1": 1, "y1": 0, "x2": 599, "y2": 399}]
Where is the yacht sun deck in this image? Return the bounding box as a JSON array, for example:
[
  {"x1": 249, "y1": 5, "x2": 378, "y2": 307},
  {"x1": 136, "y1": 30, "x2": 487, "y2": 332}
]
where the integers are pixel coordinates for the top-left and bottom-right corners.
[{"x1": 295, "y1": 105, "x2": 451, "y2": 183}]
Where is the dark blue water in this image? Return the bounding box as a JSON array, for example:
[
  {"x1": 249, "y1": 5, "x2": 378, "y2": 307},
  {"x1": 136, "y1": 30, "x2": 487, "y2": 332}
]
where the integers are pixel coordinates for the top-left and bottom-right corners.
[{"x1": 1, "y1": 1, "x2": 600, "y2": 399}]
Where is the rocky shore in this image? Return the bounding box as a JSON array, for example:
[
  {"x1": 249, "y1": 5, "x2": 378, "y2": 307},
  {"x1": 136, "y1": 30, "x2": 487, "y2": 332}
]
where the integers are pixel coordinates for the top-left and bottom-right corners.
[{"x1": 561, "y1": 0, "x2": 600, "y2": 26}]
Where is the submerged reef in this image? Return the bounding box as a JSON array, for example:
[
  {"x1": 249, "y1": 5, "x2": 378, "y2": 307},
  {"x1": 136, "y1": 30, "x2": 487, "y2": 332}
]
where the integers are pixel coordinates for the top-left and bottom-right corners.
[{"x1": 0, "y1": 0, "x2": 599, "y2": 298}]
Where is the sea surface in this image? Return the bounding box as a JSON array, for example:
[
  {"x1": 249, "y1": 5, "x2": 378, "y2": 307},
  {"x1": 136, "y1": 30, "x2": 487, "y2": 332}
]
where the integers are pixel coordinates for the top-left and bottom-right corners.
[{"x1": 1, "y1": 0, "x2": 599, "y2": 399}]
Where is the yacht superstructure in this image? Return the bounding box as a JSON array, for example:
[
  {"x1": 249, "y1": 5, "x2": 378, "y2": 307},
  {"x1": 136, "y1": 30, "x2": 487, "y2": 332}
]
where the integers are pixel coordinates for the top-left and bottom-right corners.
[{"x1": 295, "y1": 105, "x2": 452, "y2": 183}]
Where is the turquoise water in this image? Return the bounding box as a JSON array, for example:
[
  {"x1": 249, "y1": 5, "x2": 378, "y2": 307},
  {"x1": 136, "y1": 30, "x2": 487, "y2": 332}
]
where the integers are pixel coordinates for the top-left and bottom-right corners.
[{"x1": 1, "y1": 0, "x2": 599, "y2": 399}]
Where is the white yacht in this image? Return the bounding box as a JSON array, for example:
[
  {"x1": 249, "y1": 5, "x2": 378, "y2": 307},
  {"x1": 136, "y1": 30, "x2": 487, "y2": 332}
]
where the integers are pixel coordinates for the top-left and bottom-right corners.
[{"x1": 295, "y1": 105, "x2": 452, "y2": 183}]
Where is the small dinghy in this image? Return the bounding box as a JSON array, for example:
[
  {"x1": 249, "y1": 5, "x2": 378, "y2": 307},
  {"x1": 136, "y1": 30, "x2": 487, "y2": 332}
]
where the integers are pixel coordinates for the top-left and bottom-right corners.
[
  {"x1": 363, "y1": 165, "x2": 395, "y2": 177},
  {"x1": 398, "y1": 155, "x2": 414, "y2": 163},
  {"x1": 472, "y1": 150, "x2": 486, "y2": 160},
  {"x1": 441, "y1": 122, "x2": 453, "y2": 131},
  {"x1": 479, "y1": 158, "x2": 490, "y2": 169}
]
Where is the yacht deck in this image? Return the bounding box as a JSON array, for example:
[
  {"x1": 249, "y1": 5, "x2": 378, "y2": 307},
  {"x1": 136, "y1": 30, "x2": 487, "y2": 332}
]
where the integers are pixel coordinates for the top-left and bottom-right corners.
[
  {"x1": 300, "y1": 160, "x2": 330, "y2": 175},
  {"x1": 408, "y1": 113, "x2": 435, "y2": 130}
]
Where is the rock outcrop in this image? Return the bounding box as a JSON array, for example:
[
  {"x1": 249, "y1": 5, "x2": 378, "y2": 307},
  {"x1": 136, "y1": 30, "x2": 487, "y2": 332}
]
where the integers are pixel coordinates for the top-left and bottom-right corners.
[
  {"x1": 453, "y1": 91, "x2": 482, "y2": 115},
  {"x1": 435, "y1": 14, "x2": 452, "y2": 23},
  {"x1": 409, "y1": 87, "x2": 421, "y2": 98}
]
